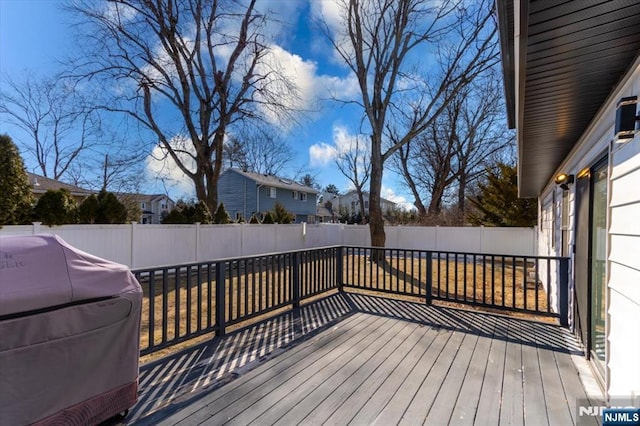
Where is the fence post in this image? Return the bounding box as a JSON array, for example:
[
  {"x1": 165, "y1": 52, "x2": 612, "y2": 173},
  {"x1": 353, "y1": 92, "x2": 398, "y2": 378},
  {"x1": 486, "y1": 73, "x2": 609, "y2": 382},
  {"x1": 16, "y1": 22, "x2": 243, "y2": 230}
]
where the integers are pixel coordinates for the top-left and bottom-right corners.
[
  {"x1": 336, "y1": 246, "x2": 344, "y2": 292},
  {"x1": 426, "y1": 251, "x2": 433, "y2": 305},
  {"x1": 215, "y1": 261, "x2": 226, "y2": 336},
  {"x1": 292, "y1": 252, "x2": 300, "y2": 309},
  {"x1": 559, "y1": 257, "x2": 569, "y2": 327}
]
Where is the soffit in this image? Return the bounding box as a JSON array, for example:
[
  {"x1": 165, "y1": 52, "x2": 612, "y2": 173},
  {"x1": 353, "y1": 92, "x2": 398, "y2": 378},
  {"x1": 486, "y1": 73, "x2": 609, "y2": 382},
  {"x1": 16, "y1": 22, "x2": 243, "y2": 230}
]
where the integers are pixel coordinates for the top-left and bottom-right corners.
[{"x1": 498, "y1": 0, "x2": 640, "y2": 197}]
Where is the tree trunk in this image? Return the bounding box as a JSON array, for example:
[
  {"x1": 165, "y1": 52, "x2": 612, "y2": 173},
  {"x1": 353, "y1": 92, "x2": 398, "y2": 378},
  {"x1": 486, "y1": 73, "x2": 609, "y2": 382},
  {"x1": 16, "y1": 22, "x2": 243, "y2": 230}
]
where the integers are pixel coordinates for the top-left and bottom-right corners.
[
  {"x1": 356, "y1": 188, "x2": 367, "y2": 224},
  {"x1": 457, "y1": 171, "x2": 467, "y2": 220},
  {"x1": 369, "y1": 139, "x2": 385, "y2": 253}
]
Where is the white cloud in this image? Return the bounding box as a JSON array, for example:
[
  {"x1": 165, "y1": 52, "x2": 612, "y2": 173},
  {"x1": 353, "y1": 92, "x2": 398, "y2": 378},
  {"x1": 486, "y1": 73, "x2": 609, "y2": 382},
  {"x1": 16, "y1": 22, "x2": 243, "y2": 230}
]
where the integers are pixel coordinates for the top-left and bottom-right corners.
[
  {"x1": 103, "y1": 2, "x2": 138, "y2": 24},
  {"x1": 381, "y1": 185, "x2": 414, "y2": 211},
  {"x1": 255, "y1": 45, "x2": 359, "y2": 128},
  {"x1": 309, "y1": 125, "x2": 367, "y2": 166},
  {"x1": 145, "y1": 135, "x2": 196, "y2": 196},
  {"x1": 309, "y1": 143, "x2": 338, "y2": 167},
  {"x1": 309, "y1": 0, "x2": 354, "y2": 64}
]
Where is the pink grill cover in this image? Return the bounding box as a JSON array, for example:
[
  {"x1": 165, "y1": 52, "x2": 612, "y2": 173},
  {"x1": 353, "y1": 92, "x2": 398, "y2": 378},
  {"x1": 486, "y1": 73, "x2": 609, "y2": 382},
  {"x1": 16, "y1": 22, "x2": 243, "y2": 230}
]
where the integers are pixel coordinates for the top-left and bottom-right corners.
[
  {"x1": 0, "y1": 234, "x2": 140, "y2": 315},
  {"x1": 0, "y1": 234, "x2": 142, "y2": 425}
]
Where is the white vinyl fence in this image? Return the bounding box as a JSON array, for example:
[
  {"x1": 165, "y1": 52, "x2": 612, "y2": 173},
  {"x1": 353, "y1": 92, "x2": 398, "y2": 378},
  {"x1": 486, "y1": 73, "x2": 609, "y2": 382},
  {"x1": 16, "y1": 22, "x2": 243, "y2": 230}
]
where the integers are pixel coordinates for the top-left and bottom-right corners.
[{"x1": 0, "y1": 222, "x2": 537, "y2": 269}]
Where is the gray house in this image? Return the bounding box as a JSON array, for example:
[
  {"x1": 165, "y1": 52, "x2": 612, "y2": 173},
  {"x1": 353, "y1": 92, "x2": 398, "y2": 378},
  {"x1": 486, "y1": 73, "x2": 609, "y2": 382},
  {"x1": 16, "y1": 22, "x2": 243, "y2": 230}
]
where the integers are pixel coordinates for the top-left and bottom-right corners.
[{"x1": 217, "y1": 169, "x2": 318, "y2": 223}]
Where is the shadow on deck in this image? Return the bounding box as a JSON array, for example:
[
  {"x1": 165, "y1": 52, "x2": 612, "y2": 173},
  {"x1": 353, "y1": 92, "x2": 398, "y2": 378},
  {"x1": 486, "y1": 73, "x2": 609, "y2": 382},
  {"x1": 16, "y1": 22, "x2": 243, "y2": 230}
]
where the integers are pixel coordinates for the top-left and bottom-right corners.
[{"x1": 125, "y1": 293, "x2": 595, "y2": 425}]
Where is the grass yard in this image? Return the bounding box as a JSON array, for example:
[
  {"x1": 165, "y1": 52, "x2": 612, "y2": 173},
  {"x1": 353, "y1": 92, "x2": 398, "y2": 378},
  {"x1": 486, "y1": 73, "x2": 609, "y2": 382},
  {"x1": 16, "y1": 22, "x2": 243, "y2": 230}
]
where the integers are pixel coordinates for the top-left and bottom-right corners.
[{"x1": 138, "y1": 253, "x2": 554, "y2": 362}]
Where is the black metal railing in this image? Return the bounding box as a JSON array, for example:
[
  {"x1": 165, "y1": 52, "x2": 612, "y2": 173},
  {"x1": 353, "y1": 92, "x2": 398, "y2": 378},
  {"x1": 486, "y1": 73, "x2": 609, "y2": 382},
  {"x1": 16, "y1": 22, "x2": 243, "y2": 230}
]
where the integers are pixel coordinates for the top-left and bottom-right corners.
[
  {"x1": 133, "y1": 247, "x2": 340, "y2": 355},
  {"x1": 134, "y1": 245, "x2": 569, "y2": 356},
  {"x1": 341, "y1": 246, "x2": 568, "y2": 323}
]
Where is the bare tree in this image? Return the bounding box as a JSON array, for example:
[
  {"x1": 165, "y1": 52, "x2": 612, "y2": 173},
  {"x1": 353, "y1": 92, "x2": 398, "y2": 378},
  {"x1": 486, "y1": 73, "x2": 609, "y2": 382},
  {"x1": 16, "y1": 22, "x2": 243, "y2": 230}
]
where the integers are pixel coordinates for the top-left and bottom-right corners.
[
  {"x1": 394, "y1": 72, "x2": 512, "y2": 223},
  {"x1": 335, "y1": 134, "x2": 371, "y2": 223},
  {"x1": 224, "y1": 125, "x2": 292, "y2": 175},
  {"x1": 318, "y1": 0, "x2": 498, "y2": 247},
  {"x1": 0, "y1": 73, "x2": 102, "y2": 180},
  {"x1": 70, "y1": 0, "x2": 298, "y2": 213}
]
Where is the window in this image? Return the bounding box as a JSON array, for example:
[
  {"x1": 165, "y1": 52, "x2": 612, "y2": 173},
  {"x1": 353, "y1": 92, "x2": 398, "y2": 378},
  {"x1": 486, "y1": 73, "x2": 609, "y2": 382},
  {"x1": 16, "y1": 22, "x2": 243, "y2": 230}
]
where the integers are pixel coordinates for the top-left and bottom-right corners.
[
  {"x1": 364, "y1": 200, "x2": 369, "y2": 209},
  {"x1": 292, "y1": 191, "x2": 298, "y2": 200},
  {"x1": 307, "y1": 215, "x2": 315, "y2": 224},
  {"x1": 301, "y1": 192, "x2": 307, "y2": 202},
  {"x1": 161, "y1": 203, "x2": 167, "y2": 210},
  {"x1": 235, "y1": 212, "x2": 243, "y2": 221},
  {"x1": 561, "y1": 190, "x2": 570, "y2": 256},
  {"x1": 141, "y1": 202, "x2": 146, "y2": 209},
  {"x1": 267, "y1": 187, "x2": 276, "y2": 198},
  {"x1": 551, "y1": 191, "x2": 556, "y2": 249}
]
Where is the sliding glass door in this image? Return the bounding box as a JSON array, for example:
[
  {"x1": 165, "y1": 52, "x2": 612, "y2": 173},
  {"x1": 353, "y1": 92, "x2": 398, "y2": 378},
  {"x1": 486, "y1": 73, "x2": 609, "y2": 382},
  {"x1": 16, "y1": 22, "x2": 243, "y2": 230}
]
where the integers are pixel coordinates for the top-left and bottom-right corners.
[{"x1": 590, "y1": 160, "x2": 608, "y2": 376}]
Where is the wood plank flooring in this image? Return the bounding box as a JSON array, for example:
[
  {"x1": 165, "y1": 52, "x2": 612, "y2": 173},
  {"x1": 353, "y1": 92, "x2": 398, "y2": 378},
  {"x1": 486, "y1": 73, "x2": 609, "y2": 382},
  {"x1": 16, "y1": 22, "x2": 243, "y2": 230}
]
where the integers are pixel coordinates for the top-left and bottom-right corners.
[{"x1": 129, "y1": 293, "x2": 598, "y2": 426}]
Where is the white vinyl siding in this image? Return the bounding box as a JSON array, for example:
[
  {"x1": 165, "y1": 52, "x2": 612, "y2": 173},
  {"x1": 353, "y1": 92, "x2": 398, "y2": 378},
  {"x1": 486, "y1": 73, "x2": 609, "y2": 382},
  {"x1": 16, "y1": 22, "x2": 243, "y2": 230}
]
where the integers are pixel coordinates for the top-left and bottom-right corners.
[{"x1": 608, "y1": 132, "x2": 640, "y2": 404}]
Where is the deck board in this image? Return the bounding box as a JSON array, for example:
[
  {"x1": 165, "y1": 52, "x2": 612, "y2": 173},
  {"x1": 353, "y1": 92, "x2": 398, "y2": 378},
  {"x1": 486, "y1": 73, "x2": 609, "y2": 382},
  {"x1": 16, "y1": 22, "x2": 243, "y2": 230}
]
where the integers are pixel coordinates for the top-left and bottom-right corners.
[{"x1": 129, "y1": 293, "x2": 594, "y2": 426}]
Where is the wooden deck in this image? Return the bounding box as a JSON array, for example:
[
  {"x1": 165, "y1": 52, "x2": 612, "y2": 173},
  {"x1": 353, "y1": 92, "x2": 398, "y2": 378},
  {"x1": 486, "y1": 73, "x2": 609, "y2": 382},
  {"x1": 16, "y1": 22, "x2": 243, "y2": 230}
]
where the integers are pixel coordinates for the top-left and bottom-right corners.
[{"x1": 127, "y1": 293, "x2": 599, "y2": 426}]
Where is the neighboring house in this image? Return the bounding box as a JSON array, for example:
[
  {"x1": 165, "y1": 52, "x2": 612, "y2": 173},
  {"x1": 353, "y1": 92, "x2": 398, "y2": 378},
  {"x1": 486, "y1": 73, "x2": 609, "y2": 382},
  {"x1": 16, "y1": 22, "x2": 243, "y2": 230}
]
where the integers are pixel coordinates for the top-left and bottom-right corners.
[
  {"x1": 328, "y1": 190, "x2": 396, "y2": 218},
  {"x1": 315, "y1": 205, "x2": 334, "y2": 223},
  {"x1": 118, "y1": 194, "x2": 175, "y2": 224},
  {"x1": 497, "y1": 1, "x2": 640, "y2": 406},
  {"x1": 217, "y1": 169, "x2": 318, "y2": 223},
  {"x1": 27, "y1": 172, "x2": 94, "y2": 204}
]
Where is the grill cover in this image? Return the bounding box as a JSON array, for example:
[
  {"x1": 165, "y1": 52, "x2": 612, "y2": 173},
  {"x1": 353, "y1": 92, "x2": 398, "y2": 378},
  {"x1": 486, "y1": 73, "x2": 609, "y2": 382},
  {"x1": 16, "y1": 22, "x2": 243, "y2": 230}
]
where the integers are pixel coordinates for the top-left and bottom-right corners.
[{"x1": 0, "y1": 234, "x2": 142, "y2": 425}]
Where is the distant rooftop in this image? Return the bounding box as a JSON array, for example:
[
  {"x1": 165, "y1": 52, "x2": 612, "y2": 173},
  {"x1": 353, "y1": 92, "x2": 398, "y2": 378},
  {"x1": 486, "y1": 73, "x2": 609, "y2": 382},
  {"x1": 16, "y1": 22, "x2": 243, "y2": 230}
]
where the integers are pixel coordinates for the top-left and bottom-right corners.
[
  {"x1": 27, "y1": 173, "x2": 94, "y2": 197},
  {"x1": 227, "y1": 169, "x2": 319, "y2": 194}
]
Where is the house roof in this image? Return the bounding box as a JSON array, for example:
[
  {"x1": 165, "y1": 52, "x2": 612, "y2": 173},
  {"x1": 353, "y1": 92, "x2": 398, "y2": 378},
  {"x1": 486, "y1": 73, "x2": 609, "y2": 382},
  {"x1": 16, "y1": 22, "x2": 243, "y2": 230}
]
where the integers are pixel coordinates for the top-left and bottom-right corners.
[
  {"x1": 497, "y1": 0, "x2": 640, "y2": 197},
  {"x1": 227, "y1": 169, "x2": 319, "y2": 194},
  {"x1": 117, "y1": 193, "x2": 173, "y2": 204},
  {"x1": 316, "y1": 206, "x2": 333, "y2": 217},
  {"x1": 27, "y1": 173, "x2": 94, "y2": 197},
  {"x1": 340, "y1": 190, "x2": 396, "y2": 206}
]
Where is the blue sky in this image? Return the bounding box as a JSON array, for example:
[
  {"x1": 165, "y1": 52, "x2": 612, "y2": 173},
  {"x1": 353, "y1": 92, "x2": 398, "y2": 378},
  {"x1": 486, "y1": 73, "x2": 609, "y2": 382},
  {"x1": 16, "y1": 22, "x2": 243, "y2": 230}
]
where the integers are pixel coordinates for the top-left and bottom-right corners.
[{"x1": 0, "y1": 0, "x2": 411, "y2": 206}]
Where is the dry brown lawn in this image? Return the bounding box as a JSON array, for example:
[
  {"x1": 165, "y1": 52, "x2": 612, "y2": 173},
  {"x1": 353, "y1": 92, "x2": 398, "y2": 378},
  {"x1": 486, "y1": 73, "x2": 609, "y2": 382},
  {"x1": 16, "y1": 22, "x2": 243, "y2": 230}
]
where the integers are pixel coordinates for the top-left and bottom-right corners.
[{"x1": 139, "y1": 254, "x2": 552, "y2": 362}]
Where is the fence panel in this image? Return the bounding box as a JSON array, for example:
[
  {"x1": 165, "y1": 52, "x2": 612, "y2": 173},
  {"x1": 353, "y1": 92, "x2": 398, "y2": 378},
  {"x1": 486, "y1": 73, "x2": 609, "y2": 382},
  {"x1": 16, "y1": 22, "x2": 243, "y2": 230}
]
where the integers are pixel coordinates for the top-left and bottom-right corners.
[{"x1": 0, "y1": 223, "x2": 537, "y2": 268}]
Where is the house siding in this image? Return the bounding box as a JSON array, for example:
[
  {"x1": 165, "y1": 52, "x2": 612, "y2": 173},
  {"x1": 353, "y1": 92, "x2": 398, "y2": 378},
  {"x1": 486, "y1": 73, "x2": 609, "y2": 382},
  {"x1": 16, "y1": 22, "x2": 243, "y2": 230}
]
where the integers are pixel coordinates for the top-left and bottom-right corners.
[
  {"x1": 608, "y1": 130, "x2": 640, "y2": 403},
  {"x1": 218, "y1": 170, "x2": 317, "y2": 223},
  {"x1": 538, "y1": 59, "x2": 640, "y2": 404},
  {"x1": 217, "y1": 171, "x2": 258, "y2": 220}
]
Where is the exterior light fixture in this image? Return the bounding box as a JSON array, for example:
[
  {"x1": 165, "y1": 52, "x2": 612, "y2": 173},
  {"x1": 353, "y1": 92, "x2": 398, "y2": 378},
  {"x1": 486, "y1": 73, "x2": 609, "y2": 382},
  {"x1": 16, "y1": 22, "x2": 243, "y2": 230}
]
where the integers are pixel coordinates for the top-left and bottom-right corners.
[
  {"x1": 555, "y1": 173, "x2": 574, "y2": 190},
  {"x1": 615, "y1": 96, "x2": 638, "y2": 141}
]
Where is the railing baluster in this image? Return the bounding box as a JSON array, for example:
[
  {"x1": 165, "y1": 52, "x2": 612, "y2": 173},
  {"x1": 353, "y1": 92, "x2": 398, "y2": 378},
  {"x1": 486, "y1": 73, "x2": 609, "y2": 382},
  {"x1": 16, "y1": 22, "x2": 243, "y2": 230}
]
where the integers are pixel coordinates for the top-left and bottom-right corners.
[
  {"x1": 148, "y1": 271, "x2": 155, "y2": 350},
  {"x1": 501, "y1": 256, "x2": 505, "y2": 307},
  {"x1": 535, "y1": 258, "x2": 539, "y2": 312},
  {"x1": 546, "y1": 258, "x2": 551, "y2": 314},
  {"x1": 186, "y1": 266, "x2": 192, "y2": 335},
  {"x1": 473, "y1": 254, "x2": 477, "y2": 304},
  {"x1": 426, "y1": 251, "x2": 432, "y2": 305},
  {"x1": 523, "y1": 257, "x2": 528, "y2": 310},
  {"x1": 162, "y1": 269, "x2": 169, "y2": 344},
  {"x1": 512, "y1": 257, "x2": 516, "y2": 309},
  {"x1": 215, "y1": 261, "x2": 225, "y2": 336},
  {"x1": 206, "y1": 264, "x2": 212, "y2": 329},
  {"x1": 491, "y1": 255, "x2": 496, "y2": 305},
  {"x1": 454, "y1": 253, "x2": 458, "y2": 301},
  {"x1": 174, "y1": 267, "x2": 180, "y2": 338},
  {"x1": 135, "y1": 247, "x2": 571, "y2": 356}
]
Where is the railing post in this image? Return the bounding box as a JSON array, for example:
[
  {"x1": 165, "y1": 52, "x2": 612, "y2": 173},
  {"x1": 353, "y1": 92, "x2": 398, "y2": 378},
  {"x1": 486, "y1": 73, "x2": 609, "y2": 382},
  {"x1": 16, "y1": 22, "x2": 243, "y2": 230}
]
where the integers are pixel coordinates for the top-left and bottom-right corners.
[
  {"x1": 559, "y1": 257, "x2": 569, "y2": 327},
  {"x1": 215, "y1": 261, "x2": 226, "y2": 336},
  {"x1": 426, "y1": 251, "x2": 433, "y2": 306},
  {"x1": 292, "y1": 252, "x2": 300, "y2": 309},
  {"x1": 336, "y1": 246, "x2": 344, "y2": 292}
]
